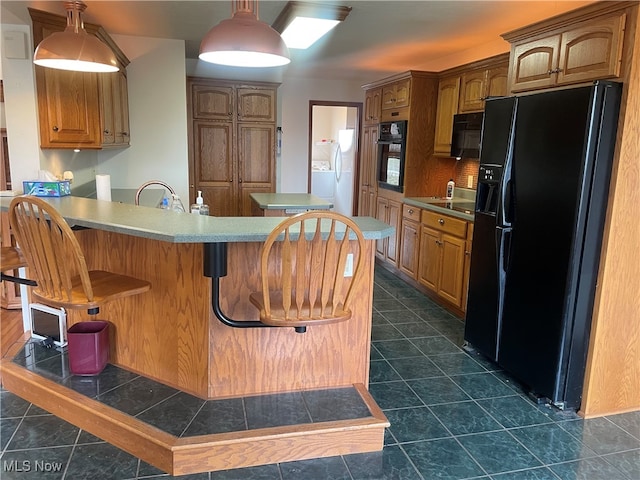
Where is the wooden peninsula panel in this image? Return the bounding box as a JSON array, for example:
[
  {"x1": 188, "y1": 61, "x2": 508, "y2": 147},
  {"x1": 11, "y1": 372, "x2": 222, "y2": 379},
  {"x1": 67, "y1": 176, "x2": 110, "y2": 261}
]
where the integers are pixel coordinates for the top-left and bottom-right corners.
[
  {"x1": 72, "y1": 229, "x2": 211, "y2": 397},
  {"x1": 209, "y1": 241, "x2": 374, "y2": 398},
  {"x1": 71, "y1": 229, "x2": 375, "y2": 399}
]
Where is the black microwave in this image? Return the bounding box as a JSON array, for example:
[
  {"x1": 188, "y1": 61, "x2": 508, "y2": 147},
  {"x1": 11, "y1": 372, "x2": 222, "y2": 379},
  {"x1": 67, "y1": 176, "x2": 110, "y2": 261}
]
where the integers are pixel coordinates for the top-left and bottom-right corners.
[{"x1": 451, "y1": 112, "x2": 483, "y2": 159}]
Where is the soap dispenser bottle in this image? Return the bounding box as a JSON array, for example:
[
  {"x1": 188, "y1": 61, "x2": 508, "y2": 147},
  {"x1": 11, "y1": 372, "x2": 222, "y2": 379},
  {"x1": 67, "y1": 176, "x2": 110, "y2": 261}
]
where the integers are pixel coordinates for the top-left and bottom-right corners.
[
  {"x1": 446, "y1": 179, "x2": 455, "y2": 200},
  {"x1": 190, "y1": 191, "x2": 209, "y2": 215}
]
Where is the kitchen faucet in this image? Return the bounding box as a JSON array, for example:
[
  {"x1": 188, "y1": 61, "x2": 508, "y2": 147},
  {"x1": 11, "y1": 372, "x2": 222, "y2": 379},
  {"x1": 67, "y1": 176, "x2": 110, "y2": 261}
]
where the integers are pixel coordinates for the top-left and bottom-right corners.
[{"x1": 134, "y1": 180, "x2": 176, "y2": 206}]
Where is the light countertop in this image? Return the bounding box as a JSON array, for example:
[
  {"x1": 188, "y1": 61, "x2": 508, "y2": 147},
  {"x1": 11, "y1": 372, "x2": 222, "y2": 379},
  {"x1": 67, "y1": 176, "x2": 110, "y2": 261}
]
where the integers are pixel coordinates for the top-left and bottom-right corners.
[
  {"x1": 250, "y1": 193, "x2": 333, "y2": 210},
  {"x1": 1, "y1": 196, "x2": 393, "y2": 244}
]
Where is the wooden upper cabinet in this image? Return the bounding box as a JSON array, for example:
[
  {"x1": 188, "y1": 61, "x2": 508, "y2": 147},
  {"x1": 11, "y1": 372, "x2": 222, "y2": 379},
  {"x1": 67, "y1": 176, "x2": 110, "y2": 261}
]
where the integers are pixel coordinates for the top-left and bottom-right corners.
[
  {"x1": 382, "y1": 78, "x2": 411, "y2": 110},
  {"x1": 364, "y1": 88, "x2": 382, "y2": 125},
  {"x1": 37, "y1": 68, "x2": 102, "y2": 148},
  {"x1": 556, "y1": 14, "x2": 626, "y2": 85},
  {"x1": 433, "y1": 76, "x2": 460, "y2": 157},
  {"x1": 486, "y1": 65, "x2": 509, "y2": 98},
  {"x1": 510, "y1": 35, "x2": 562, "y2": 92},
  {"x1": 192, "y1": 85, "x2": 233, "y2": 120},
  {"x1": 459, "y1": 64, "x2": 509, "y2": 112},
  {"x1": 459, "y1": 70, "x2": 486, "y2": 113},
  {"x1": 508, "y1": 12, "x2": 626, "y2": 93},
  {"x1": 29, "y1": 8, "x2": 130, "y2": 149},
  {"x1": 237, "y1": 88, "x2": 276, "y2": 122},
  {"x1": 99, "y1": 70, "x2": 130, "y2": 147}
]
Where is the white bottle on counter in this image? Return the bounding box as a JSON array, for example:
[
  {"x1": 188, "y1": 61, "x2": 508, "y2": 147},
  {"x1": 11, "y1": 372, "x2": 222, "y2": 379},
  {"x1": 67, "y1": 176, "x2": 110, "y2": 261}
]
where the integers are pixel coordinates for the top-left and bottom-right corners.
[
  {"x1": 446, "y1": 179, "x2": 455, "y2": 200},
  {"x1": 190, "y1": 191, "x2": 209, "y2": 215}
]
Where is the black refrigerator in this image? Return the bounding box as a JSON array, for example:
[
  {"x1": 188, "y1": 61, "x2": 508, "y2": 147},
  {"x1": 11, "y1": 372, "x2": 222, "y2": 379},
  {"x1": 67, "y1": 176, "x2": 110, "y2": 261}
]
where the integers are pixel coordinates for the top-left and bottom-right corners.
[{"x1": 464, "y1": 81, "x2": 622, "y2": 410}]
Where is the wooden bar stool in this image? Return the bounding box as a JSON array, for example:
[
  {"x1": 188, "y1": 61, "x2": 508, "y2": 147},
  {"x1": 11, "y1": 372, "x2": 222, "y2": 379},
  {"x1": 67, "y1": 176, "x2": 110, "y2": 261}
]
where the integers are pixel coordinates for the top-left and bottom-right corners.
[
  {"x1": 9, "y1": 196, "x2": 150, "y2": 315},
  {"x1": 1, "y1": 246, "x2": 36, "y2": 286},
  {"x1": 249, "y1": 211, "x2": 366, "y2": 333}
]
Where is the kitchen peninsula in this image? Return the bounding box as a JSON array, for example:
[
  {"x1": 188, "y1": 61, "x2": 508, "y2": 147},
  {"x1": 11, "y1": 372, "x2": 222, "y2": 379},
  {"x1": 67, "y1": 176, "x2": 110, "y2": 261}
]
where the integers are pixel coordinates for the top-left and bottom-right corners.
[
  {"x1": 0, "y1": 195, "x2": 393, "y2": 474},
  {"x1": 250, "y1": 192, "x2": 333, "y2": 216}
]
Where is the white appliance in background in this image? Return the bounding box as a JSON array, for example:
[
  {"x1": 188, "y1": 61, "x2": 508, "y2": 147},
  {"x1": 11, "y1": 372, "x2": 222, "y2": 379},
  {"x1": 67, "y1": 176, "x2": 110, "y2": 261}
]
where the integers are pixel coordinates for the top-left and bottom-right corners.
[
  {"x1": 333, "y1": 129, "x2": 354, "y2": 216},
  {"x1": 311, "y1": 160, "x2": 335, "y2": 206}
]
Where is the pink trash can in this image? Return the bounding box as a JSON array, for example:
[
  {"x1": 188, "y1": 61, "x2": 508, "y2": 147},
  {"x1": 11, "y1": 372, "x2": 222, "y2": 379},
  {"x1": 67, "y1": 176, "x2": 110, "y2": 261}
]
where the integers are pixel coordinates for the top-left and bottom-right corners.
[{"x1": 67, "y1": 321, "x2": 109, "y2": 375}]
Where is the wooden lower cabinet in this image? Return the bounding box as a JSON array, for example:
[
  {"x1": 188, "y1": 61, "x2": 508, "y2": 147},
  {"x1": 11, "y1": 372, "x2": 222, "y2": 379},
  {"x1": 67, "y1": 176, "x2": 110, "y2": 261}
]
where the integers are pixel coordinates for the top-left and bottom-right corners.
[
  {"x1": 375, "y1": 196, "x2": 401, "y2": 265},
  {"x1": 418, "y1": 211, "x2": 469, "y2": 309},
  {"x1": 398, "y1": 204, "x2": 421, "y2": 279}
]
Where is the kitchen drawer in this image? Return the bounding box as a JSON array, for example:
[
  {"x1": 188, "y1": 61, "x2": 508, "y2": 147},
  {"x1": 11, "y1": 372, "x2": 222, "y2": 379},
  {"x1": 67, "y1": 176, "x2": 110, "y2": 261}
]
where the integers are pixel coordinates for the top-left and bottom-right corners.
[
  {"x1": 421, "y1": 210, "x2": 467, "y2": 238},
  {"x1": 402, "y1": 204, "x2": 421, "y2": 221}
]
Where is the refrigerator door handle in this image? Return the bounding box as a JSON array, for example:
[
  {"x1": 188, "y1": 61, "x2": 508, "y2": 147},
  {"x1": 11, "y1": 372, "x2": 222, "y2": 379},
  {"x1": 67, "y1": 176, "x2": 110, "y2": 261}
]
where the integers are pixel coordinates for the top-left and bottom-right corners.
[
  {"x1": 497, "y1": 100, "x2": 517, "y2": 227},
  {"x1": 495, "y1": 227, "x2": 512, "y2": 280},
  {"x1": 494, "y1": 226, "x2": 512, "y2": 358}
]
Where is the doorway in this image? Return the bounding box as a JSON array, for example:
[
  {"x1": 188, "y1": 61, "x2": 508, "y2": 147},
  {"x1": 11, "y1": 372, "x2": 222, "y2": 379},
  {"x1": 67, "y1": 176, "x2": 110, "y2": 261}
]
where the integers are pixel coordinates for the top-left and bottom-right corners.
[{"x1": 308, "y1": 101, "x2": 362, "y2": 216}]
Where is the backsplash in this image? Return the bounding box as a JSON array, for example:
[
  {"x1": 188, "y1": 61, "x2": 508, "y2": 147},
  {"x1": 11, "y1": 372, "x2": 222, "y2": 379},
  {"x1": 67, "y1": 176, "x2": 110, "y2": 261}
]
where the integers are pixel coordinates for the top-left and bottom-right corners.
[{"x1": 454, "y1": 159, "x2": 480, "y2": 190}]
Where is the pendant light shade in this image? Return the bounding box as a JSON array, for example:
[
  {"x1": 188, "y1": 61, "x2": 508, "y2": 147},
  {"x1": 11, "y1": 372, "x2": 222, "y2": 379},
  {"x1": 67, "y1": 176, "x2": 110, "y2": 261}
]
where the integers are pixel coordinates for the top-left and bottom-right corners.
[
  {"x1": 199, "y1": 0, "x2": 290, "y2": 68},
  {"x1": 33, "y1": 1, "x2": 119, "y2": 73}
]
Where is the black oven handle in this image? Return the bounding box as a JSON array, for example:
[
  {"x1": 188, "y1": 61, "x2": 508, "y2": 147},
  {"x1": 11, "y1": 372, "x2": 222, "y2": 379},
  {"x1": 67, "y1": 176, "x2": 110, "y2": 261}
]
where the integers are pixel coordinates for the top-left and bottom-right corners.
[{"x1": 377, "y1": 139, "x2": 403, "y2": 145}]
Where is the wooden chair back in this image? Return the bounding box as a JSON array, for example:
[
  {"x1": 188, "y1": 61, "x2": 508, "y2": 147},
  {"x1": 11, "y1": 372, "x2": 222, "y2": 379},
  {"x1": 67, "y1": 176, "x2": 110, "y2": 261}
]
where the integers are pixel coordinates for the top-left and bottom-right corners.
[
  {"x1": 252, "y1": 211, "x2": 366, "y2": 328},
  {"x1": 9, "y1": 196, "x2": 94, "y2": 305}
]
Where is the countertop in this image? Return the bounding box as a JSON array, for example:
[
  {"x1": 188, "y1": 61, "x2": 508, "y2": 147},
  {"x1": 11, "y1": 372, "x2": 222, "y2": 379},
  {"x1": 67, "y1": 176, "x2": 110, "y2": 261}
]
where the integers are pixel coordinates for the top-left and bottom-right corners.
[
  {"x1": 404, "y1": 197, "x2": 475, "y2": 222},
  {"x1": 1, "y1": 196, "x2": 393, "y2": 244},
  {"x1": 250, "y1": 193, "x2": 333, "y2": 210}
]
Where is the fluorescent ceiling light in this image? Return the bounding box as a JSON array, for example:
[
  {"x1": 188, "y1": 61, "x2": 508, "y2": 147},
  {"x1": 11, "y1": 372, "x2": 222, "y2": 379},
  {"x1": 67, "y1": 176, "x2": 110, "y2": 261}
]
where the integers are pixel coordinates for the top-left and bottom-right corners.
[
  {"x1": 273, "y1": 1, "x2": 351, "y2": 50},
  {"x1": 33, "y1": 1, "x2": 119, "y2": 73},
  {"x1": 280, "y1": 17, "x2": 340, "y2": 49}
]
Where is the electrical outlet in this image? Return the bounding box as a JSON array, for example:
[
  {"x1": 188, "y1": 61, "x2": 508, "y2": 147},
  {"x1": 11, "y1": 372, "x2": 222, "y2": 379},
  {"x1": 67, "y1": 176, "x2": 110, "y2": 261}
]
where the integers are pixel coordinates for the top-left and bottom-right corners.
[{"x1": 344, "y1": 253, "x2": 354, "y2": 277}]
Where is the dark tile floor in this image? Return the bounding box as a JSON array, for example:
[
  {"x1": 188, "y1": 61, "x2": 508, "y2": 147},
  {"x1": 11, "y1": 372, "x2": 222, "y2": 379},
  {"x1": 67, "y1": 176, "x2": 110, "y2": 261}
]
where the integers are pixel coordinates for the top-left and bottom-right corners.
[{"x1": 1, "y1": 267, "x2": 639, "y2": 479}]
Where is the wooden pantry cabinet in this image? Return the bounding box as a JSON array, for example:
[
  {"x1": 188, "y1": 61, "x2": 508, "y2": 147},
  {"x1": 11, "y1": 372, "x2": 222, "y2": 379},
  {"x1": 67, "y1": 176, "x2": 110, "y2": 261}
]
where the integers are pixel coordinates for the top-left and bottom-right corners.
[
  {"x1": 503, "y1": 9, "x2": 626, "y2": 92},
  {"x1": 418, "y1": 210, "x2": 470, "y2": 310},
  {"x1": 29, "y1": 8, "x2": 130, "y2": 149},
  {"x1": 187, "y1": 78, "x2": 278, "y2": 217},
  {"x1": 433, "y1": 54, "x2": 509, "y2": 157},
  {"x1": 358, "y1": 124, "x2": 378, "y2": 217}
]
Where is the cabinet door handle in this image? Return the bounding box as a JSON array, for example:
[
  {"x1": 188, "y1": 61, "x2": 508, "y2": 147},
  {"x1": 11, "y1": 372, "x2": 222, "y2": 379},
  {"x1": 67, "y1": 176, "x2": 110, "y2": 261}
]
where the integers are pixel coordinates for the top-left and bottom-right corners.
[
  {"x1": 52, "y1": 126, "x2": 59, "y2": 132},
  {"x1": 238, "y1": 178, "x2": 242, "y2": 183},
  {"x1": 435, "y1": 240, "x2": 442, "y2": 246},
  {"x1": 122, "y1": 132, "x2": 129, "y2": 136},
  {"x1": 465, "y1": 251, "x2": 471, "y2": 256},
  {"x1": 438, "y1": 218, "x2": 445, "y2": 225},
  {"x1": 547, "y1": 68, "x2": 563, "y2": 75},
  {"x1": 104, "y1": 129, "x2": 110, "y2": 135},
  {"x1": 408, "y1": 208, "x2": 414, "y2": 214}
]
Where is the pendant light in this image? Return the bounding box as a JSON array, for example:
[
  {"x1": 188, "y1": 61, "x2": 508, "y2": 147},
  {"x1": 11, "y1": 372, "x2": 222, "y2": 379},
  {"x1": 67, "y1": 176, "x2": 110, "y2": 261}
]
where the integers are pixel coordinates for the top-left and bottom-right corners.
[
  {"x1": 33, "y1": 1, "x2": 119, "y2": 73},
  {"x1": 199, "y1": 0, "x2": 290, "y2": 68}
]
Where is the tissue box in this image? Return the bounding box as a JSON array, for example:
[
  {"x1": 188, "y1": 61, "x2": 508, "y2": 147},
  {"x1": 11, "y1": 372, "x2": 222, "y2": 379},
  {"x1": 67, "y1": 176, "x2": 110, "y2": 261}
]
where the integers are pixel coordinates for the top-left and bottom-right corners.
[{"x1": 23, "y1": 181, "x2": 71, "y2": 197}]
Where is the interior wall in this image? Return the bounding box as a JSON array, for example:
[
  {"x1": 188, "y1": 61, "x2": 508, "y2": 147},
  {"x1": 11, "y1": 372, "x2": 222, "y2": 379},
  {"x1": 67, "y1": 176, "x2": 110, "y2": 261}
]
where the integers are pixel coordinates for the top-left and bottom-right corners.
[
  {"x1": 0, "y1": 23, "x2": 43, "y2": 187},
  {"x1": 99, "y1": 34, "x2": 189, "y2": 203},
  {"x1": 278, "y1": 77, "x2": 364, "y2": 193}
]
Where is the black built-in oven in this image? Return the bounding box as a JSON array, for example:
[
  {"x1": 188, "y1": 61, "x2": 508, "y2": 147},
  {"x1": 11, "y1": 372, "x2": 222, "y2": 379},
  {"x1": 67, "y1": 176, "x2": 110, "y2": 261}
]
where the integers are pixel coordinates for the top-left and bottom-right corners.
[{"x1": 377, "y1": 120, "x2": 407, "y2": 192}]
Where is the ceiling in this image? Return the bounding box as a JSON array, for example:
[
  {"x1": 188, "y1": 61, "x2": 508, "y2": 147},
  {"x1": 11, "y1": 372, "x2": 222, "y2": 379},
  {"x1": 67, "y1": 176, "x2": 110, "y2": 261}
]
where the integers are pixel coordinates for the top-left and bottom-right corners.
[{"x1": 2, "y1": 0, "x2": 595, "y2": 81}]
